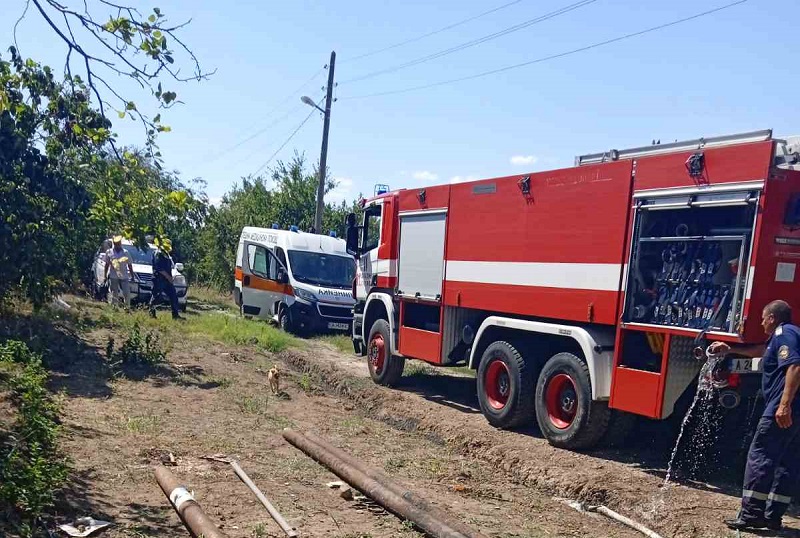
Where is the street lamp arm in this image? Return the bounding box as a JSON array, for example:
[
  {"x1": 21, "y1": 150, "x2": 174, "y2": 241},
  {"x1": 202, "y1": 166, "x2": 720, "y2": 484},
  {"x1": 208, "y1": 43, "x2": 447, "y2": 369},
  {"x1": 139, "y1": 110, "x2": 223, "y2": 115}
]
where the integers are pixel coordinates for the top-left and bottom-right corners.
[{"x1": 301, "y1": 95, "x2": 325, "y2": 114}]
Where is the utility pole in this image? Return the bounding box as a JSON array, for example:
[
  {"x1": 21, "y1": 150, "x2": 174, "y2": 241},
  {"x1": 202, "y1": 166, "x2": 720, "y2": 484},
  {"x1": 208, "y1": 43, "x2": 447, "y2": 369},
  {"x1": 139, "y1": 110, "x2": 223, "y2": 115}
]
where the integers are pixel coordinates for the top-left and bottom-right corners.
[{"x1": 314, "y1": 51, "x2": 336, "y2": 233}]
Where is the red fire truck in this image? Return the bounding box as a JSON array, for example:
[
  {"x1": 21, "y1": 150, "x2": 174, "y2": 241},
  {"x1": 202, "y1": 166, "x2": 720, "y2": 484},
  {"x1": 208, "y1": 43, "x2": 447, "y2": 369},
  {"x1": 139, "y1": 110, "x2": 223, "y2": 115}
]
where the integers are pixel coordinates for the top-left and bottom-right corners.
[{"x1": 344, "y1": 129, "x2": 800, "y2": 449}]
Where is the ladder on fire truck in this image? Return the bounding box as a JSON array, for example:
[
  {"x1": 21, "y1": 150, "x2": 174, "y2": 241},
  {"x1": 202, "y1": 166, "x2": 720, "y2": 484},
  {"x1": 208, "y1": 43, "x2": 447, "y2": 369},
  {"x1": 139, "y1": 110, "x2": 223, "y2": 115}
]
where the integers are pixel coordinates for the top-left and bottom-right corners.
[{"x1": 575, "y1": 129, "x2": 775, "y2": 166}]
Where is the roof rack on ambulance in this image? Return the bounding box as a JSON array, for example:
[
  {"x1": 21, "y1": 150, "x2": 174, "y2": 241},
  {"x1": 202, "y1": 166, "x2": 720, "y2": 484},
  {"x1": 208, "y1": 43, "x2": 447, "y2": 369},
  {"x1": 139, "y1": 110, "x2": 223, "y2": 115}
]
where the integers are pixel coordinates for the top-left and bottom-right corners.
[{"x1": 574, "y1": 129, "x2": 773, "y2": 166}]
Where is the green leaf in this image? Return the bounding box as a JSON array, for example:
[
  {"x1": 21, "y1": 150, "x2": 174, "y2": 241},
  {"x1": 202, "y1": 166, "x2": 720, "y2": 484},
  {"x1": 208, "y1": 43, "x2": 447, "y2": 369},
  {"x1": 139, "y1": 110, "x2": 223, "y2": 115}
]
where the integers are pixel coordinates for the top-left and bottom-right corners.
[
  {"x1": 153, "y1": 114, "x2": 161, "y2": 123},
  {"x1": 148, "y1": 14, "x2": 157, "y2": 23},
  {"x1": 125, "y1": 101, "x2": 136, "y2": 111},
  {"x1": 164, "y1": 54, "x2": 174, "y2": 64},
  {"x1": 117, "y1": 111, "x2": 126, "y2": 119},
  {"x1": 162, "y1": 91, "x2": 177, "y2": 104}
]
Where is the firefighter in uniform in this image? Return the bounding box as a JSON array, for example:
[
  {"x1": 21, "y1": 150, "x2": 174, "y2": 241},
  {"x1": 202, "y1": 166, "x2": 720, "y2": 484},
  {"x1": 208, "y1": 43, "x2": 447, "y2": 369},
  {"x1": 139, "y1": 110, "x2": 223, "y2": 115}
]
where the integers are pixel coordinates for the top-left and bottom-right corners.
[
  {"x1": 711, "y1": 300, "x2": 800, "y2": 531},
  {"x1": 148, "y1": 238, "x2": 183, "y2": 320}
]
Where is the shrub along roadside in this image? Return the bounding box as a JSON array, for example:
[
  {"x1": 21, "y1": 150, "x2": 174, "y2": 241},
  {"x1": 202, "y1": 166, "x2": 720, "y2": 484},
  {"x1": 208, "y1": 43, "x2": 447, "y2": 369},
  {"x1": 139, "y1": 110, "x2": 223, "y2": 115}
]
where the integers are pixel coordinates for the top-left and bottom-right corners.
[{"x1": 0, "y1": 340, "x2": 67, "y2": 536}]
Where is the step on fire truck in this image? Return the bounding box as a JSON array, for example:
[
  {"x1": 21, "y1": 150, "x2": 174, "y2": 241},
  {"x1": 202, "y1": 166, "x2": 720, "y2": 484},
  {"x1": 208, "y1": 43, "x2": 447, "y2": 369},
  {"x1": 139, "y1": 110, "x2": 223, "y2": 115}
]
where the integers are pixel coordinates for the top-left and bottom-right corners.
[{"x1": 344, "y1": 129, "x2": 800, "y2": 449}]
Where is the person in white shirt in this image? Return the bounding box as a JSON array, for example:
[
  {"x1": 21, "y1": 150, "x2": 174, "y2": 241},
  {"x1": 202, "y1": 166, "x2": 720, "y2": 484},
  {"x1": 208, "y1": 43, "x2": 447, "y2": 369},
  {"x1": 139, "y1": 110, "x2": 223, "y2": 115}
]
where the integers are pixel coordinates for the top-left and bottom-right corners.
[{"x1": 104, "y1": 236, "x2": 135, "y2": 308}]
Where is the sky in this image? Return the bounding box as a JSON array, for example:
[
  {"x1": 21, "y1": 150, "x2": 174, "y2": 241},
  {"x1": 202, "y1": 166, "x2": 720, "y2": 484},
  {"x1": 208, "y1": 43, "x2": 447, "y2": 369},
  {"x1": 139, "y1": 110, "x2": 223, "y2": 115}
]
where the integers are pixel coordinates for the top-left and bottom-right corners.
[{"x1": 3, "y1": 0, "x2": 794, "y2": 208}]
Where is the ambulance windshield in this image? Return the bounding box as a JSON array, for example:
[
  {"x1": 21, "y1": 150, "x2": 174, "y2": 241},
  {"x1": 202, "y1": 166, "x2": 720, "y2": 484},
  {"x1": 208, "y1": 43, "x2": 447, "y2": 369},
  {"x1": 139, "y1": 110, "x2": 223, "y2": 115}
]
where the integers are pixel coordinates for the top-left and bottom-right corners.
[{"x1": 287, "y1": 251, "x2": 356, "y2": 289}]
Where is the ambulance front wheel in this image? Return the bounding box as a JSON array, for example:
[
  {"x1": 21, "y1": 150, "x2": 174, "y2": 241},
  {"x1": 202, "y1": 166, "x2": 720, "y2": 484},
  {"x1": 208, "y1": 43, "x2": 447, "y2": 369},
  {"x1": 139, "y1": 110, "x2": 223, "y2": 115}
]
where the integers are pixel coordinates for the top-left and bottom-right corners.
[
  {"x1": 367, "y1": 319, "x2": 404, "y2": 386},
  {"x1": 279, "y1": 308, "x2": 295, "y2": 334},
  {"x1": 477, "y1": 341, "x2": 535, "y2": 429},
  {"x1": 535, "y1": 352, "x2": 610, "y2": 450}
]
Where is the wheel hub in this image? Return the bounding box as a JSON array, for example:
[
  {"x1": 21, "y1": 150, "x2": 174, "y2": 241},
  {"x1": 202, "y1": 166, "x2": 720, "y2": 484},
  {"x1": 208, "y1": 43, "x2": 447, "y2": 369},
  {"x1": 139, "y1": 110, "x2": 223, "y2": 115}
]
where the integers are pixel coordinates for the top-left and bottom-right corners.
[
  {"x1": 545, "y1": 373, "x2": 578, "y2": 430},
  {"x1": 368, "y1": 334, "x2": 385, "y2": 375},
  {"x1": 484, "y1": 359, "x2": 511, "y2": 411}
]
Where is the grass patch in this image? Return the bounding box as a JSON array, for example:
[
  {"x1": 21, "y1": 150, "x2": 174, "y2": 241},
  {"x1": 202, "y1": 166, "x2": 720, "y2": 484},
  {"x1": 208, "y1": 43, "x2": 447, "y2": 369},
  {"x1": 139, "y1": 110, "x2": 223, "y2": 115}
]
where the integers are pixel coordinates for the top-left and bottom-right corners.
[
  {"x1": 403, "y1": 360, "x2": 438, "y2": 378},
  {"x1": 0, "y1": 341, "x2": 67, "y2": 534},
  {"x1": 107, "y1": 323, "x2": 166, "y2": 368},
  {"x1": 189, "y1": 286, "x2": 237, "y2": 313},
  {"x1": 384, "y1": 456, "x2": 408, "y2": 473},
  {"x1": 123, "y1": 413, "x2": 162, "y2": 434},
  {"x1": 186, "y1": 314, "x2": 296, "y2": 353},
  {"x1": 89, "y1": 302, "x2": 298, "y2": 354},
  {"x1": 298, "y1": 373, "x2": 315, "y2": 393},
  {"x1": 206, "y1": 375, "x2": 234, "y2": 389},
  {"x1": 236, "y1": 393, "x2": 270, "y2": 415},
  {"x1": 316, "y1": 334, "x2": 353, "y2": 354},
  {"x1": 265, "y1": 414, "x2": 294, "y2": 430}
]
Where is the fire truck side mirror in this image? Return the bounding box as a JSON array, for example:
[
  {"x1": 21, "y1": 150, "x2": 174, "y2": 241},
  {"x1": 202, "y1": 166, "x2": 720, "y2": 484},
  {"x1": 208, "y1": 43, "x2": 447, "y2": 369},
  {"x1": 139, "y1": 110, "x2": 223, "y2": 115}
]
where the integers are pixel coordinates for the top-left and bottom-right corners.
[{"x1": 345, "y1": 213, "x2": 360, "y2": 258}]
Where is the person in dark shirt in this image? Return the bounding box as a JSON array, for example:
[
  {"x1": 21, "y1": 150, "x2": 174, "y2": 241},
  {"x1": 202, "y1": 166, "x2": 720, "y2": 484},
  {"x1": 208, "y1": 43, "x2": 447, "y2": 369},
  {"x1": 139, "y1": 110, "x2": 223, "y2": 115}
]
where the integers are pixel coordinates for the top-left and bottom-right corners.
[
  {"x1": 148, "y1": 238, "x2": 183, "y2": 320},
  {"x1": 711, "y1": 300, "x2": 800, "y2": 531}
]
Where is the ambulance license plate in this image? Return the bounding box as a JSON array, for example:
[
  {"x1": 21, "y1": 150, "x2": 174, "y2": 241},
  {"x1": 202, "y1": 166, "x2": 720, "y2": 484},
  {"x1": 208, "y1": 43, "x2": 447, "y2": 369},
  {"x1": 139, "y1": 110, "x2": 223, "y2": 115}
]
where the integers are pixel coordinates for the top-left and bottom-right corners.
[{"x1": 328, "y1": 322, "x2": 349, "y2": 331}]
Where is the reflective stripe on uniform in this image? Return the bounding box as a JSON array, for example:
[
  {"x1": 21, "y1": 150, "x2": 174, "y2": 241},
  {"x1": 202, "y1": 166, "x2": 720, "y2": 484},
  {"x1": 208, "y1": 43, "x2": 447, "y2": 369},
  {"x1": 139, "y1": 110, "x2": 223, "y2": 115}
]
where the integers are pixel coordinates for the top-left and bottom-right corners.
[
  {"x1": 743, "y1": 489, "x2": 769, "y2": 501},
  {"x1": 768, "y1": 492, "x2": 792, "y2": 504}
]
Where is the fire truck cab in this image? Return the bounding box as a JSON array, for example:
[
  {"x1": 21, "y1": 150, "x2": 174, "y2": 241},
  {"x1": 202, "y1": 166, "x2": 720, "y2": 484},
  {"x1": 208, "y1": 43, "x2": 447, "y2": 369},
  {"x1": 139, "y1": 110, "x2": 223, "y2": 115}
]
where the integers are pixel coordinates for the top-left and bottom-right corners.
[{"x1": 346, "y1": 129, "x2": 800, "y2": 449}]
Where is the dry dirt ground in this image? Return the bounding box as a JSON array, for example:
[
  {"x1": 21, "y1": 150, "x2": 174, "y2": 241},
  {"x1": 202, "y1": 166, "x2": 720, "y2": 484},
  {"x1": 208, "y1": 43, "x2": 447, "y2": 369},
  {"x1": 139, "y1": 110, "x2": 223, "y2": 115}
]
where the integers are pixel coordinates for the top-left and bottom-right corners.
[{"x1": 13, "y1": 296, "x2": 800, "y2": 538}]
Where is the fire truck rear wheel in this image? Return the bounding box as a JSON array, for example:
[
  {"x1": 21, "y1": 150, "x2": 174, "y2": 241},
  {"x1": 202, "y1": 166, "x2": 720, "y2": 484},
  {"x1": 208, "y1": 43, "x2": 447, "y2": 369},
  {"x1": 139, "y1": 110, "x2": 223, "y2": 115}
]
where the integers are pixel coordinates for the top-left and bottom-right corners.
[
  {"x1": 367, "y1": 319, "x2": 404, "y2": 387},
  {"x1": 476, "y1": 341, "x2": 535, "y2": 429},
  {"x1": 535, "y1": 352, "x2": 610, "y2": 450}
]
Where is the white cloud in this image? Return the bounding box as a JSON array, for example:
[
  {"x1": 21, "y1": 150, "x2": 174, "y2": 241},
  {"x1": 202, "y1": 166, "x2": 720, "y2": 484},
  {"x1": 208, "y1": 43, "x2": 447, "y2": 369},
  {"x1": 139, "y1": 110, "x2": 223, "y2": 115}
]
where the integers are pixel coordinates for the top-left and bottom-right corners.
[
  {"x1": 208, "y1": 196, "x2": 223, "y2": 208},
  {"x1": 510, "y1": 155, "x2": 538, "y2": 166},
  {"x1": 450, "y1": 175, "x2": 478, "y2": 184},
  {"x1": 412, "y1": 170, "x2": 439, "y2": 182},
  {"x1": 328, "y1": 176, "x2": 354, "y2": 203}
]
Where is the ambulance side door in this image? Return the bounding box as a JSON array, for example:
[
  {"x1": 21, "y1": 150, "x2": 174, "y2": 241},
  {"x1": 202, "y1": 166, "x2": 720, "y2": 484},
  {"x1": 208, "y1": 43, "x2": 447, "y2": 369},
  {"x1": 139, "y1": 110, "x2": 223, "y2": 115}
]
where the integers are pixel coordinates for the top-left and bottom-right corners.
[{"x1": 241, "y1": 242, "x2": 280, "y2": 320}]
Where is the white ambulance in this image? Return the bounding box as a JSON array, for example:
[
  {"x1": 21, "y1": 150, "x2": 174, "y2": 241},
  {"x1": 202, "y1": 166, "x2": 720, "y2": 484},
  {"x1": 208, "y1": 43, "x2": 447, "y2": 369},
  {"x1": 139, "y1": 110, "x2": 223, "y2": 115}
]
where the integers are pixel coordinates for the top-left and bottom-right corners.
[{"x1": 234, "y1": 226, "x2": 356, "y2": 334}]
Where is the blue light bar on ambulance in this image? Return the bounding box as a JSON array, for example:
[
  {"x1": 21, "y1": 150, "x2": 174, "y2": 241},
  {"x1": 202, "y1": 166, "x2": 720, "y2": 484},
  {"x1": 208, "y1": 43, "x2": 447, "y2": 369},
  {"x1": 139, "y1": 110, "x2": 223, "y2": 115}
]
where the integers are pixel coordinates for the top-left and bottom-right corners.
[
  {"x1": 329, "y1": 231, "x2": 337, "y2": 237},
  {"x1": 375, "y1": 184, "x2": 389, "y2": 196},
  {"x1": 289, "y1": 225, "x2": 299, "y2": 232},
  {"x1": 272, "y1": 223, "x2": 279, "y2": 229}
]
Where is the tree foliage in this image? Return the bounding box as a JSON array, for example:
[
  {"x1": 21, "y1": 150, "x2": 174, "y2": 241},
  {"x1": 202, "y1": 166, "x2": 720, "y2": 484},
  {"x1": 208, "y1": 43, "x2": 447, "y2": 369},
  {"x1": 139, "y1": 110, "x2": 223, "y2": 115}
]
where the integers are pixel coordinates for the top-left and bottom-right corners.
[
  {"x1": 0, "y1": 47, "x2": 205, "y2": 306},
  {"x1": 17, "y1": 0, "x2": 212, "y2": 162},
  {"x1": 196, "y1": 153, "x2": 360, "y2": 290},
  {"x1": 0, "y1": 49, "x2": 108, "y2": 306}
]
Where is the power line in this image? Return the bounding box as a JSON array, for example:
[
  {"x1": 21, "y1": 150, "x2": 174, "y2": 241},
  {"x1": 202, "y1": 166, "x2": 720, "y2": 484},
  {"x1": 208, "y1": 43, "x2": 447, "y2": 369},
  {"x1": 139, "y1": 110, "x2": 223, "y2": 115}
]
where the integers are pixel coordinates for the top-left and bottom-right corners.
[
  {"x1": 341, "y1": 0, "x2": 748, "y2": 100},
  {"x1": 342, "y1": 0, "x2": 526, "y2": 63},
  {"x1": 200, "y1": 66, "x2": 325, "y2": 165},
  {"x1": 250, "y1": 101, "x2": 322, "y2": 177},
  {"x1": 339, "y1": 0, "x2": 598, "y2": 85}
]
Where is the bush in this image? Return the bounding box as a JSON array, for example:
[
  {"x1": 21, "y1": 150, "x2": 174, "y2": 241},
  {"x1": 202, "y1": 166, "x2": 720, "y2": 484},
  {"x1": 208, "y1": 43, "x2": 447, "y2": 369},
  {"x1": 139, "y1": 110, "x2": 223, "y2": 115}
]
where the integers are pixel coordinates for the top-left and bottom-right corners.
[
  {"x1": 0, "y1": 340, "x2": 67, "y2": 534},
  {"x1": 106, "y1": 323, "x2": 166, "y2": 367}
]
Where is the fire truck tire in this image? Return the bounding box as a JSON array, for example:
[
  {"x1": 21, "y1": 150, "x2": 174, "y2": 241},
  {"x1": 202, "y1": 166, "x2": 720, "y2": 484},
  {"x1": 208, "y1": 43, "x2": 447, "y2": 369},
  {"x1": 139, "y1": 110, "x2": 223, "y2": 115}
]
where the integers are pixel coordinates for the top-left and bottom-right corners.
[
  {"x1": 367, "y1": 319, "x2": 404, "y2": 387},
  {"x1": 535, "y1": 353, "x2": 610, "y2": 450},
  {"x1": 476, "y1": 341, "x2": 535, "y2": 429}
]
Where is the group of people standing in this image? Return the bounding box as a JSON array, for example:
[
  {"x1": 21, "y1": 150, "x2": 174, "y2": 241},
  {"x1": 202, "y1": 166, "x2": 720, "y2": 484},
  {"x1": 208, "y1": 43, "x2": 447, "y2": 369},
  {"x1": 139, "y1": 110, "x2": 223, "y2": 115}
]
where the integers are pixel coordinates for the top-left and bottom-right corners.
[{"x1": 103, "y1": 235, "x2": 183, "y2": 320}]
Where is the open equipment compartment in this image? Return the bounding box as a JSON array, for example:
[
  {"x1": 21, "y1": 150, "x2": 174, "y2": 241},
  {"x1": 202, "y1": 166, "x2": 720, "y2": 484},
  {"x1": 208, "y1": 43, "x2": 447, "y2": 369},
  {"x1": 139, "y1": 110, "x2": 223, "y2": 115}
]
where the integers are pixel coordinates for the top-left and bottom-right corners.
[{"x1": 622, "y1": 184, "x2": 760, "y2": 336}]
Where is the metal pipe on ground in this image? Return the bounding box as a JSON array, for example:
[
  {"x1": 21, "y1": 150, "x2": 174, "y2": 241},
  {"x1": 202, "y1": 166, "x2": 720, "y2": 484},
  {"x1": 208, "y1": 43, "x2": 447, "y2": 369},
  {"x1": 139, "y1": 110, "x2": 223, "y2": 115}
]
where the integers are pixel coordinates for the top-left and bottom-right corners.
[
  {"x1": 302, "y1": 430, "x2": 483, "y2": 538},
  {"x1": 283, "y1": 428, "x2": 489, "y2": 538},
  {"x1": 228, "y1": 460, "x2": 298, "y2": 537},
  {"x1": 155, "y1": 466, "x2": 228, "y2": 538}
]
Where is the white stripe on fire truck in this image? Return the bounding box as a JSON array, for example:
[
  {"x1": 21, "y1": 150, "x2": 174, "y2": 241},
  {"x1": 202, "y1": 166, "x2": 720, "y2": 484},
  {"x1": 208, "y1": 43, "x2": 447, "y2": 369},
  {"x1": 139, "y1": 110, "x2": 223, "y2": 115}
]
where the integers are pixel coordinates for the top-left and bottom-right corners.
[
  {"x1": 445, "y1": 261, "x2": 622, "y2": 292},
  {"x1": 375, "y1": 259, "x2": 398, "y2": 276},
  {"x1": 744, "y1": 267, "x2": 755, "y2": 300}
]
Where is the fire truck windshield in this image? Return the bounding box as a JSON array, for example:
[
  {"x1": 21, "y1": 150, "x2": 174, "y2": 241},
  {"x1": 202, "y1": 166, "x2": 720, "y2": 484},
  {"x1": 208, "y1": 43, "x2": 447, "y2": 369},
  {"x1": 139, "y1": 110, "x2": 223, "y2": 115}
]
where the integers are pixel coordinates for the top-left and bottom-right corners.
[{"x1": 287, "y1": 251, "x2": 356, "y2": 289}]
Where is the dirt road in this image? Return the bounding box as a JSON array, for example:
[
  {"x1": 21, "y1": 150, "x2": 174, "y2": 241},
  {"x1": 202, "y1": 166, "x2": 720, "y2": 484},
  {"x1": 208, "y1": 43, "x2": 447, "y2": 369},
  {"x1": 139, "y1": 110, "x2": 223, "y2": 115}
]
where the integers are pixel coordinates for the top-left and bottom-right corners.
[{"x1": 26, "y1": 298, "x2": 800, "y2": 537}]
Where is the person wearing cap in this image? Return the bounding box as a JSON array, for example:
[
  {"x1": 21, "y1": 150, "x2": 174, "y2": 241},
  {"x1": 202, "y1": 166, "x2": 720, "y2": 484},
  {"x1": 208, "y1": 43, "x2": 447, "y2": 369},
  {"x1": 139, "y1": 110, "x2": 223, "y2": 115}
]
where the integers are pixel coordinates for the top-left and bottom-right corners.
[
  {"x1": 148, "y1": 238, "x2": 182, "y2": 320},
  {"x1": 104, "y1": 236, "x2": 135, "y2": 309}
]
